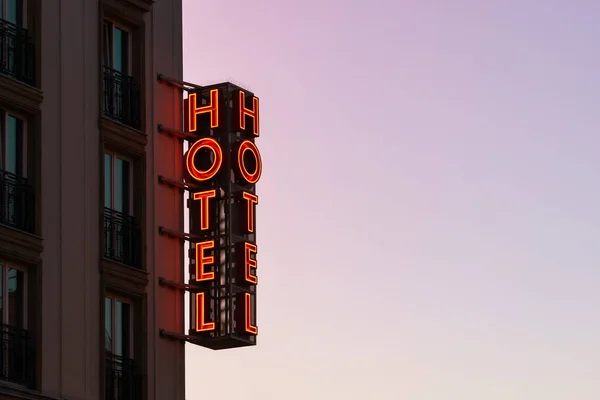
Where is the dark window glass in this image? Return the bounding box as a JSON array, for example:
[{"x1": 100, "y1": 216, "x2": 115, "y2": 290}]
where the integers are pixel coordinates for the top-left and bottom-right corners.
[
  {"x1": 103, "y1": 22, "x2": 129, "y2": 74},
  {"x1": 7, "y1": 268, "x2": 24, "y2": 328},
  {"x1": 115, "y1": 300, "x2": 131, "y2": 358},
  {"x1": 104, "y1": 154, "x2": 131, "y2": 214},
  {"x1": 105, "y1": 297, "x2": 132, "y2": 357},
  {"x1": 104, "y1": 153, "x2": 112, "y2": 208},
  {"x1": 0, "y1": 264, "x2": 3, "y2": 325},
  {"x1": 5, "y1": 115, "x2": 23, "y2": 176},
  {"x1": 3, "y1": 0, "x2": 23, "y2": 26},
  {"x1": 113, "y1": 27, "x2": 127, "y2": 73},
  {"x1": 103, "y1": 21, "x2": 112, "y2": 67},
  {"x1": 105, "y1": 297, "x2": 112, "y2": 352},
  {"x1": 114, "y1": 157, "x2": 129, "y2": 214}
]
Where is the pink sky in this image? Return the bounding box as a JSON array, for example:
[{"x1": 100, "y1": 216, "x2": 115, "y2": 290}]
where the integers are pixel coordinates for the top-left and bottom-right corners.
[{"x1": 182, "y1": 1, "x2": 600, "y2": 399}]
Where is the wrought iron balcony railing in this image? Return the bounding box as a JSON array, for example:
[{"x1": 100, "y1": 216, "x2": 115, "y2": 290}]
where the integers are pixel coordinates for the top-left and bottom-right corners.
[
  {"x1": 102, "y1": 66, "x2": 141, "y2": 129},
  {"x1": 105, "y1": 353, "x2": 142, "y2": 400},
  {"x1": 0, "y1": 169, "x2": 36, "y2": 233},
  {"x1": 0, "y1": 324, "x2": 36, "y2": 388},
  {"x1": 104, "y1": 208, "x2": 141, "y2": 268},
  {"x1": 0, "y1": 18, "x2": 35, "y2": 85}
]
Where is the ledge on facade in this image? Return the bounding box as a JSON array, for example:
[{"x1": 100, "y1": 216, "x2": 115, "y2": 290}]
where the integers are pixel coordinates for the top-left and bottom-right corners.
[
  {"x1": 0, "y1": 225, "x2": 43, "y2": 265},
  {"x1": 0, "y1": 75, "x2": 43, "y2": 113},
  {"x1": 102, "y1": 0, "x2": 153, "y2": 21},
  {"x1": 128, "y1": 0, "x2": 154, "y2": 12},
  {"x1": 101, "y1": 258, "x2": 149, "y2": 295},
  {"x1": 0, "y1": 382, "x2": 62, "y2": 400},
  {"x1": 100, "y1": 116, "x2": 147, "y2": 156}
]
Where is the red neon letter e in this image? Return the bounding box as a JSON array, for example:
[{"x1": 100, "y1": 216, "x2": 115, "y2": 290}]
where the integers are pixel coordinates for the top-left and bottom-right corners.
[
  {"x1": 195, "y1": 241, "x2": 215, "y2": 282},
  {"x1": 244, "y1": 242, "x2": 258, "y2": 284}
]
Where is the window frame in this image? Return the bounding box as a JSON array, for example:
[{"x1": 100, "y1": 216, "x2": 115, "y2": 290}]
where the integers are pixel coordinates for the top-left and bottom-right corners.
[
  {"x1": 104, "y1": 294, "x2": 134, "y2": 359},
  {"x1": 0, "y1": 0, "x2": 26, "y2": 28},
  {"x1": 100, "y1": 5, "x2": 145, "y2": 131},
  {"x1": 104, "y1": 150, "x2": 134, "y2": 216},
  {"x1": 0, "y1": 260, "x2": 27, "y2": 330},
  {"x1": 0, "y1": 108, "x2": 28, "y2": 178},
  {"x1": 102, "y1": 19, "x2": 132, "y2": 76}
]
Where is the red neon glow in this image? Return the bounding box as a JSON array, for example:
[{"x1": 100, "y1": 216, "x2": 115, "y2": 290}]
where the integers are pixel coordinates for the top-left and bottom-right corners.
[
  {"x1": 185, "y1": 137, "x2": 223, "y2": 182},
  {"x1": 188, "y1": 89, "x2": 219, "y2": 132},
  {"x1": 237, "y1": 140, "x2": 262, "y2": 184},
  {"x1": 195, "y1": 292, "x2": 215, "y2": 332},
  {"x1": 239, "y1": 91, "x2": 259, "y2": 136},
  {"x1": 193, "y1": 190, "x2": 216, "y2": 230},
  {"x1": 195, "y1": 241, "x2": 215, "y2": 281},
  {"x1": 244, "y1": 293, "x2": 258, "y2": 335},
  {"x1": 242, "y1": 192, "x2": 258, "y2": 233},
  {"x1": 243, "y1": 242, "x2": 258, "y2": 284}
]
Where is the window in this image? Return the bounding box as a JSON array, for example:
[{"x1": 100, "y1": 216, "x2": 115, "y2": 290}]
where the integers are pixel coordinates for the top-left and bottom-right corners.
[
  {"x1": 0, "y1": 110, "x2": 26, "y2": 178},
  {"x1": 101, "y1": 19, "x2": 140, "y2": 128},
  {"x1": 0, "y1": 262, "x2": 33, "y2": 387},
  {"x1": 104, "y1": 295, "x2": 140, "y2": 400},
  {"x1": 104, "y1": 152, "x2": 132, "y2": 215},
  {"x1": 103, "y1": 20, "x2": 130, "y2": 74},
  {"x1": 104, "y1": 296, "x2": 133, "y2": 359},
  {"x1": 0, "y1": 0, "x2": 34, "y2": 85},
  {"x1": 103, "y1": 152, "x2": 140, "y2": 267},
  {"x1": 0, "y1": 263, "x2": 26, "y2": 329},
  {"x1": 0, "y1": 110, "x2": 33, "y2": 233},
  {"x1": 0, "y1": 0, "x2": 24, "y2": 79},
  {"x1": 0, "y1": 0, "x2": 25, "y2": 27}
]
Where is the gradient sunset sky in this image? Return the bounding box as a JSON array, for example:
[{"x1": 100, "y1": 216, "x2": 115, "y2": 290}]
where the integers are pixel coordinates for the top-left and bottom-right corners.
[{"x1": 182, "y1": 1, "x2": 600, "y2": 399}]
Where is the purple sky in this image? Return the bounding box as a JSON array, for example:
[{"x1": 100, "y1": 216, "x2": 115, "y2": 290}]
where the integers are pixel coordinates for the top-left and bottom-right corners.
[{"x1": 182, "y1": 1, "x2": 600, "y2": 399}]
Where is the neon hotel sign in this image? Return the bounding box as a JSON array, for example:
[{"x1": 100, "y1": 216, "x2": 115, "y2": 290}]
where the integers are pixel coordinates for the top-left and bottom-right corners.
[{"x1": 184, "y1": 84, "x2": 261, "y2": 348}]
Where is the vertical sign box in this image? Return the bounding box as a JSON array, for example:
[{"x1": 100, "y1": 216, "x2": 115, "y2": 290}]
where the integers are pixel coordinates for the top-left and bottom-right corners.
[{"x1": 184, "y1": 83, "x2": 261, "y2": 350}]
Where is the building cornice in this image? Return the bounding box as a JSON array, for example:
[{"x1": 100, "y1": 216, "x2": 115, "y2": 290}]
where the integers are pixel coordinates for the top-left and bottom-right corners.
[
  {"x1": 0, "y1": 225, "x2": 43, "y2": 266},
  {"x1": 101, "y1": 258, "x2": 149, "y2": 296},
  {"x1": 0, "y1": 75, "x2": 43, "y2": 114},
  {"x1": 100, "y1": 117, "x2": 148, "y2": 156},
  {"x1": 101, "y1": 0, "x2": 153, "y2": 24},
  {"x1": 0, "y1": 381, "x2": 61, "y2": 400}
]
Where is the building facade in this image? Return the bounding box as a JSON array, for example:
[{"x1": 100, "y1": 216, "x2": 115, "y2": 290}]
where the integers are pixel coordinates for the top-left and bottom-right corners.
[{"x1": 0, "y1": 0, "x2": 185, "y2": 399}]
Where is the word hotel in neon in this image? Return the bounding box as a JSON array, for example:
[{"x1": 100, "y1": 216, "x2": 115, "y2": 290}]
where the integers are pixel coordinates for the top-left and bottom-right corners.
[{"x1": 183, "y1": 83, "x2": 261, "y2": 348}]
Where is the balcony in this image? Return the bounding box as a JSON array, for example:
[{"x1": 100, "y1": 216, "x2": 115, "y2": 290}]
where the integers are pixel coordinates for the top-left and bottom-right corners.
[
  {"x1": 0, "y1": 324, "x2": 35, "y2": 388},
  {"x1": 105, "y1": 353, "x2": 142, "y2": 400},
  {"x1": 102, "y1": 66, "x2": 141, "y2": 129},
  {"x1": 0, "y1": 170, "x2": 35, "y2": 234},
  {"x1": 104, "y1": 208, "x2": 141, "y2": 268},
  {"x1": 0, "y1": 18, "x2": 35, "y2": 85}
]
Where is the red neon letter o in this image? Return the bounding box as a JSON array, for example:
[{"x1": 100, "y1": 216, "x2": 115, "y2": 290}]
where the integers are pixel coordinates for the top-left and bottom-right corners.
[
  {"x1": 186, "y1": 138, "x2": 223, "y2": 182},
  {"x1": 237, "y1": 140, "x2": 262, "y2": 184}
]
